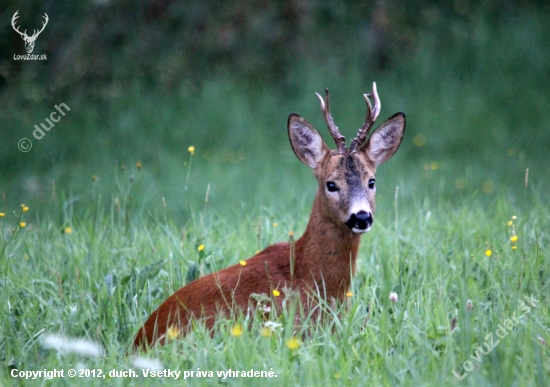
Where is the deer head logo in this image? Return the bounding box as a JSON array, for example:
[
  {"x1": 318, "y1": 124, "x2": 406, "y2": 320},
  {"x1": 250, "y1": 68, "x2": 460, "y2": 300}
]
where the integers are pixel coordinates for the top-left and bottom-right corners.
[{"x1": 11, "y1": 11, "x2": 49, "y2": 54}]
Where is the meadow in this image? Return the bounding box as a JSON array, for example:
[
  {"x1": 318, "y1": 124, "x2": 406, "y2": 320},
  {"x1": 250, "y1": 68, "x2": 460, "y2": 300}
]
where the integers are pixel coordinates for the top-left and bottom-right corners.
[{"x1": 1, "y1": 5, "x2": 550, "y2": 387}]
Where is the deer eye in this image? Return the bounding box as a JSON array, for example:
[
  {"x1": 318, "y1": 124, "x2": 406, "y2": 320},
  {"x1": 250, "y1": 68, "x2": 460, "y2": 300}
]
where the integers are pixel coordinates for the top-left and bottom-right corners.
[
  {"x1": 368, "y1": 179, "x2": 375, "y2": 189},
  {"x1": 326, "y1": 182, "x2": 339, "y2": 192}
]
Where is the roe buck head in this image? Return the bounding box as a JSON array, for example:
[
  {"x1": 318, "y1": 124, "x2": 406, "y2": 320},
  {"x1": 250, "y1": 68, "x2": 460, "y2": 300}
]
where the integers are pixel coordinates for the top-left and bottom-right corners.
[
  {"x1": 288, "y1": 83, "x2": 405, "y2": 233},
  {"x1": 11, "y1": 11, "x2": 49, "y2": 54}
]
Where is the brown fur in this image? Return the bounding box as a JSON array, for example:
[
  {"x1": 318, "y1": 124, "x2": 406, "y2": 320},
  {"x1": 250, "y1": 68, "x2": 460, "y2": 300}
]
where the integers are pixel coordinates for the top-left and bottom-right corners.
[{"x1": 132, "y1": 95, "x2": 405, "y2": 351}]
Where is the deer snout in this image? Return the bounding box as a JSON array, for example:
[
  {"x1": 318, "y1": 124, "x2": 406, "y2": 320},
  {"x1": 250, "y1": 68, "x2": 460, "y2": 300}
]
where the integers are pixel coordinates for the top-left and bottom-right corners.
[{"x1": 345, "y1": 210, "x2": 373, "y2": 233}]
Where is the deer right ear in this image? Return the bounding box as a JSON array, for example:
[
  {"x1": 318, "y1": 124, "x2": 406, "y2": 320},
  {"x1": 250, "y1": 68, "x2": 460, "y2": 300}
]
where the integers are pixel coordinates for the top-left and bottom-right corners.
[
  {"x1": 288, "y1": 114, "x2": 330, "y2": 169},
  {"x1": 362, "y1": 113, "x2": 406, "y2": 167}
]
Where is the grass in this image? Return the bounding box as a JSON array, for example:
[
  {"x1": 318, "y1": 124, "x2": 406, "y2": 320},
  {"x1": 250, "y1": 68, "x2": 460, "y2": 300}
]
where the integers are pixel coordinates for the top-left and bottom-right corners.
[
  {"x1": 1, "y1": 9, "x2": 550, "y2": 387},
  {"x1": 0, "y1": 154, "x2": 548, "y2": 386}
]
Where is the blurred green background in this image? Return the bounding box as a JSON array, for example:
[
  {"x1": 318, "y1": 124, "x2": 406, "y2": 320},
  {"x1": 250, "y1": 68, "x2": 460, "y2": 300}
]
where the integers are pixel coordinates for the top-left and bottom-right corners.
[{"x1": 0, "y1": 0, "x2": 549, "y2": 220}]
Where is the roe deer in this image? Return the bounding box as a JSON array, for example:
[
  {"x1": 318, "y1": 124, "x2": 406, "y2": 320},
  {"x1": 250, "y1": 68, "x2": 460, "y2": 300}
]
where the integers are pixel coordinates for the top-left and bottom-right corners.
[{"x1": 132, "y1": 83, "x2": 405, "y2": 350}]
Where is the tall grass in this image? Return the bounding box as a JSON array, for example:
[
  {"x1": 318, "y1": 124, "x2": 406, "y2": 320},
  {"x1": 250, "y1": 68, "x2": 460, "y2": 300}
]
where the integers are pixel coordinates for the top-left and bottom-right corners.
[{"x1": 1, "y1": 164, "x2": 548, "y2": 386}]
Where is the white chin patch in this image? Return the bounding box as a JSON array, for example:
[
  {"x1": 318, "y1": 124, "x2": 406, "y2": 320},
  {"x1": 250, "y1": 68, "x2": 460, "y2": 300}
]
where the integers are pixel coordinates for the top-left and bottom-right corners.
[{"x1": 352, "y1": 226, "x2": 370, "y2": 234}]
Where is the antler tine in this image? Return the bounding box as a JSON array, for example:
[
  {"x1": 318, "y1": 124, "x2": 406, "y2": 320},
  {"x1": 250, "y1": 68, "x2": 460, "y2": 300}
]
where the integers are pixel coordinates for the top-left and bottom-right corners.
[
  {"x1": 11, "y1": 11, "x2": 26, "y2": 38},
  {"x1": 31, "y1": 13, "x2": 48, "y2": 38},
  {"x1": 350, "y1": 82, "x2": 381, "y2": 153},
  {"x1": 367, "y1": 82, "x2": 381, "y2": 122},
  {"x1": 315, "y1": 88, "x2": 346, "y2": 153}
]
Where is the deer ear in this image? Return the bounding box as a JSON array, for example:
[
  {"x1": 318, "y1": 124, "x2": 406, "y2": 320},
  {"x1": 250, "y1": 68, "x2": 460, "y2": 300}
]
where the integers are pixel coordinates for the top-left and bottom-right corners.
[
  {"x1": 288, "y1": 114, "x2": 330, "y2": 169},
  {"x1": 362, "y1": 113, "x2": 406, "y2": 167}
]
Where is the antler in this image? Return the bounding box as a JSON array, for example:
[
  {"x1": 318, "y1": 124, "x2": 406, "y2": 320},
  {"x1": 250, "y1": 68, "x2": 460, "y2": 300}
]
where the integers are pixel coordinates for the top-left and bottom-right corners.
[
  {"x1": 11, "y1": 11, "x2": 27, "y2": 38},
  {"x1": 315, "y1": 88, "x2": 346, "y2": 153},
  {"x1": 31, "y1": 13, "x2": 49, "y2": 39},
  {"x1": 11, "y1": 11, "x2": 48, "y2": 40},
  {"x1": 349, "y1": 82, "x2": 381, "y2": 153}
]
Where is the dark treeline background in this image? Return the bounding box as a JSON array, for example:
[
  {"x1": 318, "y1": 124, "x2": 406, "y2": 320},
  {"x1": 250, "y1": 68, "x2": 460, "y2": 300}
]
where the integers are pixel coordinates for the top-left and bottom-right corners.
[{"x1": 1, "y1": 1, "x2": 545, "y2": 96}]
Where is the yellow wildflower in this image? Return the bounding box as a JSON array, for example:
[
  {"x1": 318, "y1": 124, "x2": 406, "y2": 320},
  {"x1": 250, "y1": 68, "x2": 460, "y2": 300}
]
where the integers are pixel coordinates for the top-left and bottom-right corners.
[
  {"x1": 166, "y1": 326, "x2": 179, "y2": 340},
  {"x1": 64, "y1": 227, "x2": 72, "y2": 234},
  {"x1": 507, "y1": 221, "x2": 513, "y2": 226},
  {"x1": 21, "y1": 204, "x2": 29, "y2": 212},
  {"x1": 19, "y1": 222, "x2": 26, "y2": 228},
  {"x1": 261, "y1": 321, "x2": 281, "y2": 337},
  {"x1": 198, "y1": 244, "x2": 205, "y2": 251},
  {"x1": 272, "y1": 289, "x2": 280, "y2": 297},
  {"x1": 510, "y1": 235, "x2": 518, "y2": 243},
  {"x1": 230, "y1": 324, "x2": 243, "y2": 337},
  {"x1": 0, "y1": 213, "x2": 5, "y2": 217},
  {"x1": 188, "y1": 146, "x2": 195, "y2": 155},
  {"x1": 285, "y1": 337, "x2": 301, "y2": 350},
  {"x1": 136, "y1": 161, "x2": 142, "y2": 170},
  {"x1": 346, "y1": 291, "x2": 353, "y2": 298},
  {"x1": 273, "y1": 223, "x2": 278, "y2": 227},
  {"x1": 512, "y1": 245, "x2": 517, "y2": 250},
  {"x1": 413, "y1": 134, "x2": 426, "y2": 147},
  {"x1": 289, "y1": 231, "x2": 294, "y2": 238},
  {"x1": 239, "y1": 260, "x2": 247, "y2": 266},
  {"x1": 485, "y1": 249, "x2": 492, "y2": 257}
]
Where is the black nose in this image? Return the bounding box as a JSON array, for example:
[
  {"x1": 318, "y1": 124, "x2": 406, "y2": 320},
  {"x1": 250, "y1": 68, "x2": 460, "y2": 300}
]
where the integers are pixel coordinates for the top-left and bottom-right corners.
[{"x1": 345, "y1": 211, "x2": 373, "y2": 231}]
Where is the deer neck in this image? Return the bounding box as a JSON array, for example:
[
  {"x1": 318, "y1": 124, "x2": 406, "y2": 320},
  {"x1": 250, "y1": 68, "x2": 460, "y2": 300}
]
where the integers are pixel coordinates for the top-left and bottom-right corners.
[{"x1": 293, "y1": 194, "x2": 362, "y2": 297}]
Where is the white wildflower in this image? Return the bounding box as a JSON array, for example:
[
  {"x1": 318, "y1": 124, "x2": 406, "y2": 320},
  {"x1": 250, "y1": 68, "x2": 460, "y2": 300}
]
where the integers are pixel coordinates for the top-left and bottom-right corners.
[
  {"x1": 263, "y1": 321, "x2": 282, "y2": 332},
  {"x1": 260, "y1": 304, "x2": 271, "y2": 313},
  {"x1": 132, "y1": 356, "x2": 164, "y2": 371},
  {"x1": 41, "y1": 334, "x2": 103, "y2": 357}
]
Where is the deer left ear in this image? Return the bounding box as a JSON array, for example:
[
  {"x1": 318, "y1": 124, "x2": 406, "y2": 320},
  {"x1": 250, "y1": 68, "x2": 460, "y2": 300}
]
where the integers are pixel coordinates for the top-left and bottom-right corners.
[
  {"x1": 362, "y1": 113, "x2": 406, "y2": 167},
  {"x1": 288, "y1": 114, "x2": 330, "y2": 169}
]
